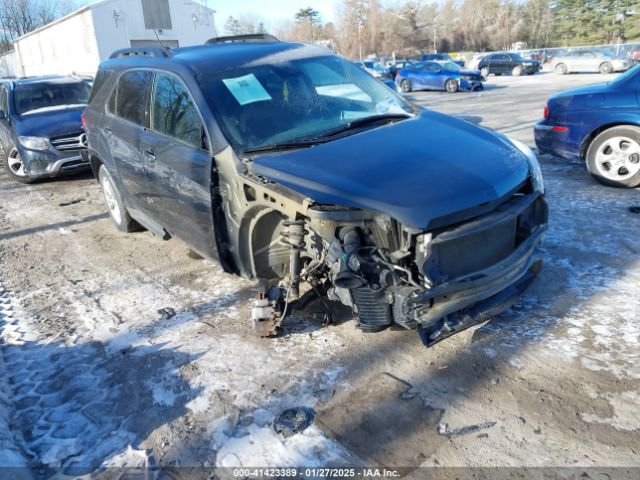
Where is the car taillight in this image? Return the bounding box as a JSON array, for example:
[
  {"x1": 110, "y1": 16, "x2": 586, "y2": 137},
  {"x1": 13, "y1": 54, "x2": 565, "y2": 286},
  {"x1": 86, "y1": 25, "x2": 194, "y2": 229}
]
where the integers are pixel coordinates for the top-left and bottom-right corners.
[
  {"x1": 81, "y1": 111, "x2": 87, "y2": 130},
  {"x1": 543, "y1": 103, "x2": 549, "y2": 119}
]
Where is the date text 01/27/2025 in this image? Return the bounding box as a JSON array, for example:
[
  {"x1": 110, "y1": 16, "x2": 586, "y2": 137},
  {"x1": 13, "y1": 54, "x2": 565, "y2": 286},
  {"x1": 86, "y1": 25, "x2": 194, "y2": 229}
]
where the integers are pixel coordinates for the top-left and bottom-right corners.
[{"x1": 231, "y1": 468, "x2": 401, "y2": 478}]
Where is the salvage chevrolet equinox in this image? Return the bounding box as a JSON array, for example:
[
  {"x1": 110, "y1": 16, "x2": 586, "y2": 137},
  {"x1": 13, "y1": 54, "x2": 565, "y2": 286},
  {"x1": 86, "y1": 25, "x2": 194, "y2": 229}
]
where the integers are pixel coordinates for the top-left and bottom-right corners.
[{"x1": 84, "y1": 34, "x2": 548, "y2": 346}]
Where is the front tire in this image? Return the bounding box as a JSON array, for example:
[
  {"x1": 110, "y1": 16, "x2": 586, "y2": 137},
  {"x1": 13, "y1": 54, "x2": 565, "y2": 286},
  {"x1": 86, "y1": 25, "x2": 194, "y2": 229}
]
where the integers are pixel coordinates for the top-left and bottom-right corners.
[
  {"x1": 512, "y1": 65, "x2": 523, "y2": 76},
  {"x1": 400, "y1": 79, "x2": 412, "y2": 93},
  {"x1": 98, "y1": 165, "x2": 142, "y2": 232},
  {"x1": 480, "y1": 67, "x2": 489, "y2": 77},
  {"x1": 2, "y1": 145, "x2": 35, "y2": 184},
  {"x1": 599, "y1": 62, "x2": 613, "y2": 74},
  {"x1": 445, "y1": 79, "x2": 458, "y2": 93},
  {"x1": 586, "y1": 126, "x2": 640, "y2": 188}
]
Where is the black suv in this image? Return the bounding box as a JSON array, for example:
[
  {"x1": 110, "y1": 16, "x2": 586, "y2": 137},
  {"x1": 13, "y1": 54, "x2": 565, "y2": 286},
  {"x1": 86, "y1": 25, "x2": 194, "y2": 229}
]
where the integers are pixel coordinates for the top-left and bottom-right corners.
[
  {"x1": 0, "y1": 76, "x2": 90, "y2": 183},
  {"x1": 85, "y1": 35, "x2": 547, "y2": 346},
  {"x1": 478, "y1": 52, "x2": 541, "y2": 77}
]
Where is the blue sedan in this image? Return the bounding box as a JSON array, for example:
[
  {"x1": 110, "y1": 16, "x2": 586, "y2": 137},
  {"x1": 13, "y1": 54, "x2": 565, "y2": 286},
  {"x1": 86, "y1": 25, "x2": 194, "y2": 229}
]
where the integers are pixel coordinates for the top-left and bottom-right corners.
[
  {"x1": 535, "y1": 65, "x2": 640, "y2": 188},
  {"x1": 395, "y1": 61, "x2": 483, "y2": 93}
]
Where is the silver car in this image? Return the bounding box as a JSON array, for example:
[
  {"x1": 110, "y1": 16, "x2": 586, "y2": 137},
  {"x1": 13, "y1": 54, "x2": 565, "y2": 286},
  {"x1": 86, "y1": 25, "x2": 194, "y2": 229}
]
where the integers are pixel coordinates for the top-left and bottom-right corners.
[{"x1": 552, "y1": 49, "x2": 631, "y2": 74}]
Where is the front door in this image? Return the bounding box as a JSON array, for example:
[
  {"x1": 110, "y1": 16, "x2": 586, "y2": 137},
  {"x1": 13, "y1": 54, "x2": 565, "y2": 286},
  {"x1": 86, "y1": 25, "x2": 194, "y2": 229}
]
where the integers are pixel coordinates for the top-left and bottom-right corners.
[
  {"x1": 106, "y1": 70, "x2": 153, "y2": 215},
  {"x1": 144, "y1": 71, "x2": 216, "y2": 257}
]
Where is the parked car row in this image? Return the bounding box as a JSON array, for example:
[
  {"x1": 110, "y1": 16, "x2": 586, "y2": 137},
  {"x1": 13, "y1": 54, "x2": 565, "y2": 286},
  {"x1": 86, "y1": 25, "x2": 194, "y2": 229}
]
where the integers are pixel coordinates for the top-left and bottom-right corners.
[{"x1": 0, "y1": 35, "x2": 550, "y2": 347}]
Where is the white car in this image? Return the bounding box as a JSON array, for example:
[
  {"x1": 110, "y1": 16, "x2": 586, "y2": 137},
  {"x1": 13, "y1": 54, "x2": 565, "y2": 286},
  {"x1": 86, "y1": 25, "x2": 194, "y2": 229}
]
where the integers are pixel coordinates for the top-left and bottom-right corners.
[
  {"x1": 467, "y1": 54, "x2": 486, "y2": 71},
  {"x1": 552, "y1": 49, "x2": 631, "y2": 74}
]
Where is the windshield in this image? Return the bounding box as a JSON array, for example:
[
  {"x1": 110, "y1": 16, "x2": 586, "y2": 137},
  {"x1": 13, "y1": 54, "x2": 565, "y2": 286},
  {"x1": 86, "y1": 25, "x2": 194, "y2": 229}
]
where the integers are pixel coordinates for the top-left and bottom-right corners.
[
  {"x1": 442, "y1": 62, "x2": 461, "y2": 72},
  {"x1": 198, "y1": 55, "x2": 415, "y2": 154},
  {"x1": 13, "y1": 80, "x2": 90, "y2": 115}
]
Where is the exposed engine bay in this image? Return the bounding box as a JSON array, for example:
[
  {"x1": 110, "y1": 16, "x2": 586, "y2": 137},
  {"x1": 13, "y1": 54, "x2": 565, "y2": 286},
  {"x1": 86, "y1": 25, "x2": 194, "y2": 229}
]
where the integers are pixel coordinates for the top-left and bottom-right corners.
[{"x1": 213, "y1": 146, "x2": 548, "y2": 347}]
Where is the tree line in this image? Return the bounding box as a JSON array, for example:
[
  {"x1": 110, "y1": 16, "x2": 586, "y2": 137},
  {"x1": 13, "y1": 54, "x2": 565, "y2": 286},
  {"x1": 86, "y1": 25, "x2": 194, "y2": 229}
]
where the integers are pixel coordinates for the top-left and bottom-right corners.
[{"x1": 225, "y1": 0, "x2": 640, "y2": 59}]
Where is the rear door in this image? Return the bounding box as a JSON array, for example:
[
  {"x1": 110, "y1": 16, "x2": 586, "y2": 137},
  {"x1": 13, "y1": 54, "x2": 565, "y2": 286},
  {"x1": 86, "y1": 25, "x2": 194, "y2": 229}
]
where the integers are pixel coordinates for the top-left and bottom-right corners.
[
  {"x1": 144, "y1": 71, "x2": 216, "y2": 256},
  {"x1": 106, "y1": 70, "x2": 152, "y2": 213},
  {"x1": 494, "y1": 54, "x2": 510, "y2": 74}
]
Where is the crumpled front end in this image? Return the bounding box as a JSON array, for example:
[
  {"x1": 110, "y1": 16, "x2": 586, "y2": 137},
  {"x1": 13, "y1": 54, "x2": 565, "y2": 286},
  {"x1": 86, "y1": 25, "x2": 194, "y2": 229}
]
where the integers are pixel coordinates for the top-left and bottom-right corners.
[{"x1": 322, "y1": 179, "x2": 547, "y2": 346}]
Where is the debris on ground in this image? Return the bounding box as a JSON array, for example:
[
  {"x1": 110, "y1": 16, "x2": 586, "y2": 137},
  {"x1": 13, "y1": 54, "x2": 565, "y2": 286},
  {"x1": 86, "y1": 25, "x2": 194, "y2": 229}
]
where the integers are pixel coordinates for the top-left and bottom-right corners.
[
  {"x1": 438, "y1": 421, "x2": 497, "y2": 438},
  {"x1": 273, "y1": 407, "x2": 315, "y2": 438},
  {"x1": 157, "y1": 307, "x2": 176, "y2": 320},
  {"x1": 58, "y1": 198, "x2": 85, "y2": 207}
]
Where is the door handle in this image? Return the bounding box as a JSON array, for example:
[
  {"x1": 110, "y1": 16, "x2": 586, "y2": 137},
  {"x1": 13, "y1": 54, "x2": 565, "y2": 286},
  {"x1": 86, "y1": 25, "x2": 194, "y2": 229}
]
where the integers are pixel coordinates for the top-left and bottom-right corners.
[
  {"x1": 105, "y1": 126, "x2": 112, "y2": 133},
  {"x1": 144, "y1": 150, "x2": 156, "y2": 162}
]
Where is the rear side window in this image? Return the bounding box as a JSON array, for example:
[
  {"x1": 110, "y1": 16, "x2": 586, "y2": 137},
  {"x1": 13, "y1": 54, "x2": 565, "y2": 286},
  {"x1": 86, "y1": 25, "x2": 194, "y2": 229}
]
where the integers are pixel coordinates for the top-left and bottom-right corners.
[
  {"x1": 151, "y1": 73, "x2": 203, "y2": 149},
  {"x1": 109, "y1": 70, "x2": 151, "y2": 126}
]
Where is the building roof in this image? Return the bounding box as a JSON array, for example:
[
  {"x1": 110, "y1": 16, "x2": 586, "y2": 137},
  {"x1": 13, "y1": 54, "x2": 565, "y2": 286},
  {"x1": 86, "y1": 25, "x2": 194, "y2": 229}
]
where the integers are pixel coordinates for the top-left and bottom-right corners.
[{"x1": 15, "y1": 0, "x2": 214, "y2": 43}]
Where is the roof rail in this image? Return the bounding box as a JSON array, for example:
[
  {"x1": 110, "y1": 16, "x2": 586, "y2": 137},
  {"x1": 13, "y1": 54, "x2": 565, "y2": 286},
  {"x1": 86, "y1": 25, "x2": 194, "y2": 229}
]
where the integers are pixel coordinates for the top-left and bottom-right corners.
[
  {"x1": 109, "y1": 47, "x2": 173, "y2": 60},
  {"x1": 205, "y1": 33, "x2": 279, "y2": 45}
]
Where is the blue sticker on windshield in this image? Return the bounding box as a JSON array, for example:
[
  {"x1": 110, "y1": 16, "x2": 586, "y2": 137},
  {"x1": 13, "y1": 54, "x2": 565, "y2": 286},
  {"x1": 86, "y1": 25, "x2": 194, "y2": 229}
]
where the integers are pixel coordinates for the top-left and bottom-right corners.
[{"x1": 222, "y1": 74, "x2": 272, "y2": 106}]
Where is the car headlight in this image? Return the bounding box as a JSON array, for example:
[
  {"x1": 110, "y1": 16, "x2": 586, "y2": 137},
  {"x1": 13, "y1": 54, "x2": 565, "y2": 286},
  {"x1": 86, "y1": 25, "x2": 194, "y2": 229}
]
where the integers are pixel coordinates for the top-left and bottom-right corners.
[
  {"x1": 18, "y1": 136, "x2": 49, "y2": 151},
  {"x1": 510, "y1": 138, "x2": 544, "y2": 193}
]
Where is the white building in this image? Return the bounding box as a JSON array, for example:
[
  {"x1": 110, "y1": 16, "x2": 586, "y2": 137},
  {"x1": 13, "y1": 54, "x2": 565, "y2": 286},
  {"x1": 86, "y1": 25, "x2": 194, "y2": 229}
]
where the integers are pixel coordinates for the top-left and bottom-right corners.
[{"x1": 2, "y1": 0, "x2": 216, "y2": 77}]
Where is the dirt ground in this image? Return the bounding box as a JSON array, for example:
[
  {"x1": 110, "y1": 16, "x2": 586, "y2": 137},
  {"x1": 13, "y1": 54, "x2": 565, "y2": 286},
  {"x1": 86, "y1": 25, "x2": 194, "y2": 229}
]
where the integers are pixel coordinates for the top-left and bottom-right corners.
[{"x1": 0, "y1": 72, "x2": 639, "y2": 476}]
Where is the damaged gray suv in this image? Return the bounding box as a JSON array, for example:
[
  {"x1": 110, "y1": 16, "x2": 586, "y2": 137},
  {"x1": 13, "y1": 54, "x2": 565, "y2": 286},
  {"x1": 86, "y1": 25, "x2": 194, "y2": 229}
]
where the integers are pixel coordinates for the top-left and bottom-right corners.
[{"x1": 84, "y1": 35, "x2": 548, "y2": 346}]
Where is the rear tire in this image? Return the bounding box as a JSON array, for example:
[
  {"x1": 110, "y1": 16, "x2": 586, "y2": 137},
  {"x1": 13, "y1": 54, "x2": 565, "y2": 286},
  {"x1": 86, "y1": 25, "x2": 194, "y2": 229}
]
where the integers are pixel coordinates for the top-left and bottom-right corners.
[
  {"x1": 1, "y1": 144, "x2": 36, "y2": 184},
  {"x1": 512, "y1": 65, "x2": 523, "y2": 76},
  {"x1": 599, "y1": 62, "x2": 613, "y2": 74},
  {"x1": 445, "y1": 79, "x2": 458, "y2": 93},
  {"x1": 586, "y1": 126, "x2": 640, "y2": 188},
  {"x1": 555, "y1": 63, "x2": 567, "y2": 75},
  {"x1": 400, "y1": 79, "x2": 412, "y2": 93},
  {"x1": 98, "y1": 165, "x2": 142, "y2": 232}
]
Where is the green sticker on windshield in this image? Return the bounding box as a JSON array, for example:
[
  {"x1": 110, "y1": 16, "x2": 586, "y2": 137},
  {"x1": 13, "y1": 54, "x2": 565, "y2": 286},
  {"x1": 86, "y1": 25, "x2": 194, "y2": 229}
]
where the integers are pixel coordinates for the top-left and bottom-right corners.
[{"x1": 222, "y1": 73, "x2": 272, "y2": 106}]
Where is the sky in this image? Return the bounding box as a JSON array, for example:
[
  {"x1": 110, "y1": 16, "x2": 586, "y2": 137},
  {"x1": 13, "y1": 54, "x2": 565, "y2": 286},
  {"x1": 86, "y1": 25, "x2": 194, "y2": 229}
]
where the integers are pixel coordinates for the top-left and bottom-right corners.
[
  {"x1": 207, "y1": 0, "x2": 340, "y2": 29},
  {"x1": 76, "y1": 0, "x2": 340, "y2": 33}
]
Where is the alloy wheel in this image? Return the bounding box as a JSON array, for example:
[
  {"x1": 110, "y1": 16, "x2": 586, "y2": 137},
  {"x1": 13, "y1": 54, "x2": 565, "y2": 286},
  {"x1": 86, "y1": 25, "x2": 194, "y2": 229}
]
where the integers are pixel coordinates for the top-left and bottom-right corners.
[
  {"x1": 7, "y1": 148, "x2": 27, "y2": 177},
  {"x1": 594, "y1": 136, "x2": 640, "y2": 182},
  {"x1": 101, "y1": 175, "x2": 122, "y2": 225}
]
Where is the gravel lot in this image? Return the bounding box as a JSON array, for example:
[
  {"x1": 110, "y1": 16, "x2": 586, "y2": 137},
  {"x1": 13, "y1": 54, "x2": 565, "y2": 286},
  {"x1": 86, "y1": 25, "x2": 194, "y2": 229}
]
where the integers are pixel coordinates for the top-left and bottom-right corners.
[{"x1": 0, "y1": 72, "x2": 639, "y2": 475}]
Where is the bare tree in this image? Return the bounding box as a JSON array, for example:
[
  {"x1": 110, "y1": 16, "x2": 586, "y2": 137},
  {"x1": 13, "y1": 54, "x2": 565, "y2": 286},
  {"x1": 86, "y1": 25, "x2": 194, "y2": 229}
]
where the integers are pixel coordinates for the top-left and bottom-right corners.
[{"x1": 0, "y1": 0, "x2": 75, "y2": 53}]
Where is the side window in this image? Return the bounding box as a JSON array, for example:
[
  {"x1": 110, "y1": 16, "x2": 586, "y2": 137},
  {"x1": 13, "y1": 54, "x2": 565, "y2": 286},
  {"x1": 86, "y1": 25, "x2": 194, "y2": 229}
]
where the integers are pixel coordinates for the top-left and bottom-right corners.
[
  {"x1": 151, "y1": 73, "x2": 204, "y2": 150},
  {"x1": 111, "y1": 70, "x2": 151, "y2": 126}
]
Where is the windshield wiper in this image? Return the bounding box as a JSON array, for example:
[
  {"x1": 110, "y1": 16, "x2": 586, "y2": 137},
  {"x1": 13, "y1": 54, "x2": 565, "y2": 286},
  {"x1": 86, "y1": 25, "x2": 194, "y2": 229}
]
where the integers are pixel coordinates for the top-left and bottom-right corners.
[
  {"x1": 311, "y1": 113, "x2": 412, "y2": 140},
  {"x1": 243, "y1": 113, "x2": 412, "y2": 155},
  {"x1": 243, "y1": 139, "x2": 323, "y2": 155}
]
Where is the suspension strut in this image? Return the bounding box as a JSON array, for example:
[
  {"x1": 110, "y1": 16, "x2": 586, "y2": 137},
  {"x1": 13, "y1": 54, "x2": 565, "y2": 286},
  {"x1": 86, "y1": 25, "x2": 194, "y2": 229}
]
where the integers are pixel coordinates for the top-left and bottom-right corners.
[{"x1": 281, "y1": 219, "x2": 308, "y2": 299}]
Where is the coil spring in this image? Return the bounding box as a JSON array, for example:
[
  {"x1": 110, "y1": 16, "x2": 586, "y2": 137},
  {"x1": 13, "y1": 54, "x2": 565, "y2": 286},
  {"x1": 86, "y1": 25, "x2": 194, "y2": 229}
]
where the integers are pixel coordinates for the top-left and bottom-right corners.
[{"x1": 281, "y1": 219, "x2": 308, "y2": 250}]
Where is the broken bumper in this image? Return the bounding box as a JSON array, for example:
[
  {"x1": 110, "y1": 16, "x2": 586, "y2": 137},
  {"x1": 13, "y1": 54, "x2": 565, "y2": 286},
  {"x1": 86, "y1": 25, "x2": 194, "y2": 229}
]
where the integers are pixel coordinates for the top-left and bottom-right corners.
[{"x1": 397, "y1": 193, "x2": 548, "y2": 346}]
